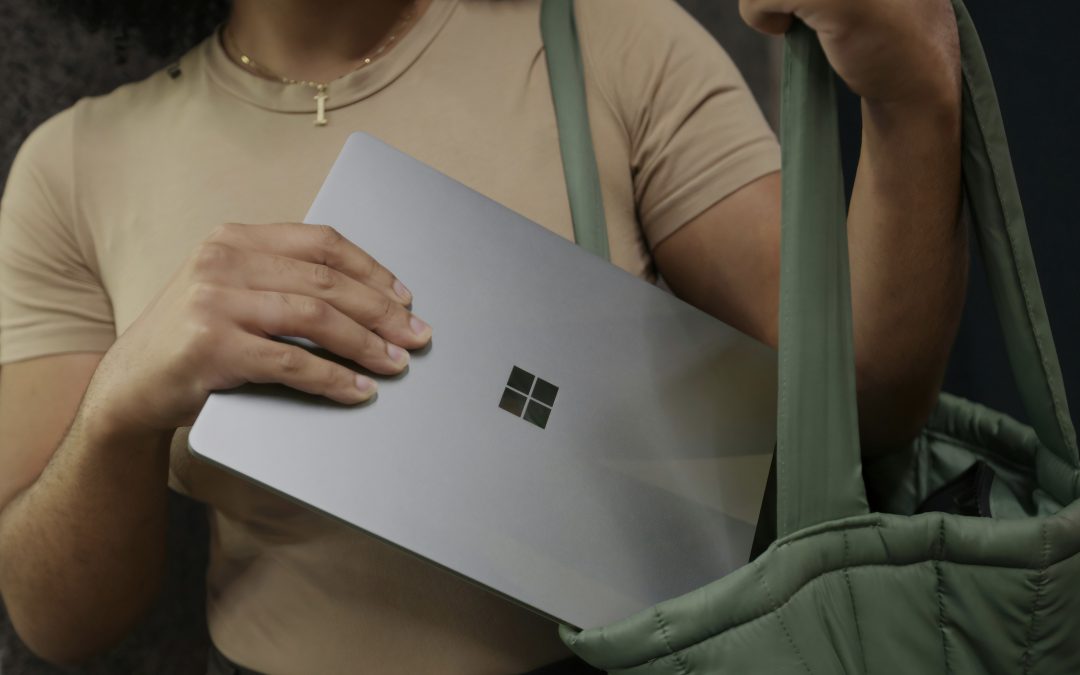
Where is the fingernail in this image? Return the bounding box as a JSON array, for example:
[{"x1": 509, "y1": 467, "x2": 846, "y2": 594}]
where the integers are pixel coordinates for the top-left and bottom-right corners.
[
  {"x1": 386, "y1": 342, "x2": 409, "y2": 364},
  {"x1": 410, "y1": 315, "x2": 430, "y2": 336},
  {"x1": 355, "y1": 375, "x2": 376, "y2": 394},
  {"x1": 393, "y1": 279, "x2": 412, "y2": 302}
]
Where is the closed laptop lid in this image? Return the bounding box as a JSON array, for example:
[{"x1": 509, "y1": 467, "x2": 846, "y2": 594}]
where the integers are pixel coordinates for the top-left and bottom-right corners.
[{"x1": 189, "y1": 133, "x2": 777, "y2": 629}]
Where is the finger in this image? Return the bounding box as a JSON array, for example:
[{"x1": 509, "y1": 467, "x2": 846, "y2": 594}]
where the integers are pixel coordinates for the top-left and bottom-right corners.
[
  {"x1": 232, "y1": 289, "x2": 411, "y2": 376},
  {"x1": 235, "y1": 334, "x2": 377, "y2": 404},
  {"x1": 739, "y1": 0, "x2": 795, "y2": 34},
  {"x1": 227, "y1": 250, "x2": 432, "y2": 349},
  {"x1": 208, "y1": 222, "x2": 412, "y2": 306}
]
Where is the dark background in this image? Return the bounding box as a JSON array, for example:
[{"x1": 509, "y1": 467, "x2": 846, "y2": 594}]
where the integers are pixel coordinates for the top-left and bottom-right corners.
[
  {"x1": 0, "y1": 1, "x2": 1076, "y2": 673},
  {"x1": 838, "y1": 2, "x2": 1080, "y2": 423}
]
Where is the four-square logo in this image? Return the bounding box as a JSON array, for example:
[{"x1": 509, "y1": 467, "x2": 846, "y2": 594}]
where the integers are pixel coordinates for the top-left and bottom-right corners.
[{"x1": 498, "y1": 366, "x2": 558, "y2": 429}]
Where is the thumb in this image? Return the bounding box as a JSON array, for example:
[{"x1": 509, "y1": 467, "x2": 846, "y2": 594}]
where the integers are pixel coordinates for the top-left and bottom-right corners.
[{"x1": 739, "y1": 0, "x2": 796, "y2": 35}]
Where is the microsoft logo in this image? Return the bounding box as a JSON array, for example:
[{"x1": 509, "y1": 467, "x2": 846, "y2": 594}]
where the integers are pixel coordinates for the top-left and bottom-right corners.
[{"x1": 498, "y1": 366, "x2": 558, "y2": 429}]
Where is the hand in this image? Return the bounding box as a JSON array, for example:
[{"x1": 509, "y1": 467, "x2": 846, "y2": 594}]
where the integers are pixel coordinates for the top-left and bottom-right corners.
[
  {"x1": 83, "y1": 222, "x2": 432, "y2": 437},
  {"x1": 740, "y1": 0, "x2": 960, "y2": 108}
]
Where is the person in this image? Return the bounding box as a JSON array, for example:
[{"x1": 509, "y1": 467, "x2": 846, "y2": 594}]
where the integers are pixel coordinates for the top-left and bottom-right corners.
[{"x1": 0, "y1": 0, "x2": 966, "y2": 673}]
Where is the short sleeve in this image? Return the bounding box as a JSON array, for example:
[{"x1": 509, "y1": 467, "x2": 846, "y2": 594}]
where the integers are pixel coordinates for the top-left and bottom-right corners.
[
  {"x1": 0, "y1": 107, "x2": 115, "y2": 365},
  {"x1": 577, "y1": 0, "x2": 781, "y2": 248}
]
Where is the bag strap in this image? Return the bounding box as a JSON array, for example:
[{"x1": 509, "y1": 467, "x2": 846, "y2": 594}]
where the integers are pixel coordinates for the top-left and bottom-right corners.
[
  {"x1": 775, "y1": 23, "x2": 869, "y2": 537},
  {"x1": 778, "y1": 0, "x2": 1079, "y2": 537},
  {"x1": 541, "y1": 0, "x2": 1079, "y2": 531},
  {"x1": 950, "y1": 1, "x2": 1078, "y2": 483},
  {"x1": 539, "y1": 0, "x2": 872, "y2": 531},
  {"x1": 540, "y1": 0, "x2": 611, "y2": 261}
]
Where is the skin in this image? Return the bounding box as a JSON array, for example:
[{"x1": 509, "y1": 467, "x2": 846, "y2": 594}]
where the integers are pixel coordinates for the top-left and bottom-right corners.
[
  {"x1": 0, "y1": 0, "x2": 964, "y2": 666},
  {"x1": 662, "y1": 0, "x2": 965, "y2": 448}
]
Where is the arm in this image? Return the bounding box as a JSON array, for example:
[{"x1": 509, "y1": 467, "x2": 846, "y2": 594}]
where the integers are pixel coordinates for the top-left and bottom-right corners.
[
  {"x1": 0, "y1": 223, "x2": 431, "y2": 664},
  {"x1": 655, "y1": 0, "x2": 964, "y2": 453},
  {"x1": 0, "y1": 354, "x2": 171, "y2": 665}
]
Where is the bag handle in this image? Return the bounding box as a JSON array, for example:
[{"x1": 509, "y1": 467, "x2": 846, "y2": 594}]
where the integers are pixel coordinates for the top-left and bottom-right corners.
[
  {"x1": 778, "y1": 0, "x2": 1079, "y2": 536},
  {"x1": 950, "y1": 1, "x2": 1078, "y2": 486},
  {"x1": 540, "y1": 0, "x2": 1080, "y2": 534},
  {"x1": 540, "y1": 0, "x2": 611, "y2": 261},
  {"x1": 539, "y1": 0, "x2": 873, "y2": 531},
  {"x1": 774, "y1": 23, "x2": 869, "y2": 537}
]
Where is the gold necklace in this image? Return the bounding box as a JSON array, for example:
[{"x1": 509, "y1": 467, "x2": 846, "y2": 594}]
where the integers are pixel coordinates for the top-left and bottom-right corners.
[{"x1": 224, "y1": 2, "x2": 419, "y2": 126}]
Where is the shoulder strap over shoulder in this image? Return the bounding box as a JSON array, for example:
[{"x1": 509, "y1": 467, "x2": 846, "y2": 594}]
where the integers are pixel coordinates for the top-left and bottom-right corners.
[{"x1": 540, "y1": 0, "x2": 610, "y2": 261}]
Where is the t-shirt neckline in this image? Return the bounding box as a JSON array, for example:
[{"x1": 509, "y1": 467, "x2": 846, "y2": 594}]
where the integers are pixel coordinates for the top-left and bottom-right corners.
[{"x1": 204, "y1": 0, "x2": 459, "y2": 114}]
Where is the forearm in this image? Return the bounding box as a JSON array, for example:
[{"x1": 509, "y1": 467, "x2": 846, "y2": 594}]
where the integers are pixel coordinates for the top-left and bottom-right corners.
[
  {"x1": 847, "y1": 90, "x2": 966, "y2": 450},
  {"x1": 0, "y1": 405, "x2": 171, "y2": 665}
]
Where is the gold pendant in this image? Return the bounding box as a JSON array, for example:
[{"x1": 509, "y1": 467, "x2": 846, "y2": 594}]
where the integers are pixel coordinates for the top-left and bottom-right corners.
[{"x1": 314, "y1": 86, "x2": 328, "y2": 126}]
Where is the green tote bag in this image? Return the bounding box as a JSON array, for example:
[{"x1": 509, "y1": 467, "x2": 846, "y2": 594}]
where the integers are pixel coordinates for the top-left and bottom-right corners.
[{"x1": 540, "y1": 0, "x2": 1080, "y2": 672}]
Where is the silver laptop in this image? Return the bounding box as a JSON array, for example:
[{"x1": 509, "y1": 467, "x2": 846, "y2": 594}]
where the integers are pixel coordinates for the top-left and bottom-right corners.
[{"x1": 188, "y1": 132, "x2": 777, "y2": 629}]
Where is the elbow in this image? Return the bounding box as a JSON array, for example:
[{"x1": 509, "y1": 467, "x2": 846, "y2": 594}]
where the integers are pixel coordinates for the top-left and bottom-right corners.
[
  {"x1": 4, "y1": 593, "x2": 141, "y2": 667},
  {"x1": 0, "y1": 564, "x2": 163, "y2": 667},
  {"x1": 854, "y1": 357, "x2": 942, "y2": 456},
  {"x1": 25, "y1": 644, "x2": 107, "y2": 668},
  {"x1": 5, "y1": 603, "x2": 102, "y2": 667}
]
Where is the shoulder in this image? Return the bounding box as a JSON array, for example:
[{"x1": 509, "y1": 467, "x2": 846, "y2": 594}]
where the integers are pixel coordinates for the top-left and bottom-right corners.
[
  {"x1": 4, "y1": 37, "x2": 209, "y2": 222},
  {"x1": 571, "y1": 0, "x2": 741, "y2": 94},
  {"x1": 574, "y1": 0, "x2": 718, "y2": 55},
  {"x1": 74, "y1": 45, "x2": 205, "y2": 143},
  {"x1": 31, "y1": 34, "x2": 213, "y2": 162},
  {"x1": 575, "y1": 0, "x2": 700, "y2": 25},
  {"x1": 8, "y1": 105, "x2": 75, "y2": 183},
  {"x1": 12, "y1": 59, "x2": 175, "y2": 175},
  {"x1": 2, "y1": 103, "x2": 78, "y2": 228},
  {"x1": 570, "y1": 0, "x2": 745, "y2": 127}
]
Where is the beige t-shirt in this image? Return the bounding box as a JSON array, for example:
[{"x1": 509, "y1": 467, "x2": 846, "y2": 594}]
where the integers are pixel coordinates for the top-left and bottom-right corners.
[{"x1": 0, "y1": 0, "x2": 779, "y2": 672}]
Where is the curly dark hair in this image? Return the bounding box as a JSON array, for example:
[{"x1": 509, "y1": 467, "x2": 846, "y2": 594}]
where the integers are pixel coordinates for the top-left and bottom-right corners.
[{"x1": 45, "y1": 0, "x2": 231, "y2": 60}]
